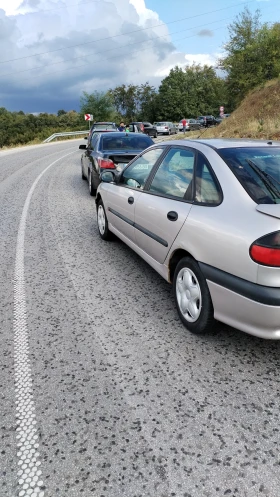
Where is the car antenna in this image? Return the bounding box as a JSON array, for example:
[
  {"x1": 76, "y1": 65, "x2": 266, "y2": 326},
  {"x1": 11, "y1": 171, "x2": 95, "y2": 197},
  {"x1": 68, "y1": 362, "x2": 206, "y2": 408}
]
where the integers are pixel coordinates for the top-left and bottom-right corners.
[{"x1": 195, "y1": 126, "x2": 209, "y2": 140}]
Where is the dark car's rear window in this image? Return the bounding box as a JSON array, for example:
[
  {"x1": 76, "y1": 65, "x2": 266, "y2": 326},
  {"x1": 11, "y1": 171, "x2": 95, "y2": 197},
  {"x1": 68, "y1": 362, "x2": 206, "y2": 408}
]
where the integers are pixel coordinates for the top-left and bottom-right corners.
[
  {"x1": 93, "y1": 124, "x2": 115, "y2": 130},
  {"x1": 219, "y1": 147, "x2": 280, "y2": 204},
  {"x1": 101, "y1": 135, "x2": 153, "y2": 151}
]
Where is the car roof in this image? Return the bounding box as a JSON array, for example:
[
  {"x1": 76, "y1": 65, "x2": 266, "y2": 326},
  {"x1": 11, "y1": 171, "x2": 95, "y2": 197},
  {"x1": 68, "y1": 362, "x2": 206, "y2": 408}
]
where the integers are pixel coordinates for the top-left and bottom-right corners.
[
  {"x1": 195, "y1": 138, "x2": 280, "y2": 149},
  {"x1": 156, "y1": 138, "x2": 280, "y2": 149},
  {"x1": 98, "y1": 131, "x2": 149, "y2": 137}
]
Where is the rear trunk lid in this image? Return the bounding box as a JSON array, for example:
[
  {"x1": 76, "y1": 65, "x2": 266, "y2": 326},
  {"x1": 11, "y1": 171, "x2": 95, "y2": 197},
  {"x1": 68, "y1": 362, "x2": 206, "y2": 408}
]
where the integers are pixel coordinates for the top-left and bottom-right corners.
[
  {"x1": 102, "y1": 151, "x2": 140, "y2": 171},
  {"x1": 256, "y1": 204, "x2": 280, "y2": 220}
]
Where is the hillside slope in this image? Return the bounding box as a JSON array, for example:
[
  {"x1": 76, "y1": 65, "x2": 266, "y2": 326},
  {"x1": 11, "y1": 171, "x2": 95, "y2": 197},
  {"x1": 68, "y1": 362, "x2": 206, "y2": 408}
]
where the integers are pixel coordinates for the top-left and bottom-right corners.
[{"x1": 202, "y1": 79, "x2": 280, "y2": 140}]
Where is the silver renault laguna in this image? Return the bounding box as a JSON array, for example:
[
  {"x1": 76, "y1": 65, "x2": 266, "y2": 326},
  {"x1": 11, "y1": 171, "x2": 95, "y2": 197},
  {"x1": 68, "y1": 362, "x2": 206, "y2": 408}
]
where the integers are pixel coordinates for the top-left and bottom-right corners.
[{"x1": 95, "y1": 139, "x2": 280, "y2": 339}]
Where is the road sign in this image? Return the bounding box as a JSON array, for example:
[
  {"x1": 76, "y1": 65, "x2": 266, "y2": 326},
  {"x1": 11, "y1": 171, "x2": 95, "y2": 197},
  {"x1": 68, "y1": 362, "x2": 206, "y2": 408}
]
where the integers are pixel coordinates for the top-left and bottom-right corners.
[{"x1": 84, "y1": 114, "x2": 93, "y2": 121}]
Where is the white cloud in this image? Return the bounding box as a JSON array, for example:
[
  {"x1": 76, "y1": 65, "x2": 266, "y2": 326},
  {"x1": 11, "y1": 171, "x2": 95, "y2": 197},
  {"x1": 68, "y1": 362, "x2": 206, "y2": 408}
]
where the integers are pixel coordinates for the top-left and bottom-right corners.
[{"x1": 0, "y1": 0, "x2": 218, "y2": 112}]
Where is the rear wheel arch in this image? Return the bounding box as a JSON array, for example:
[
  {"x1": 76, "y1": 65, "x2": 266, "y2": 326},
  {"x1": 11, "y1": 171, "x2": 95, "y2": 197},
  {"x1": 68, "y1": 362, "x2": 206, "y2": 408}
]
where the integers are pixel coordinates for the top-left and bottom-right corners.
[{"x1": 169, "y1": 249, "x2": 195, "y2": 283}]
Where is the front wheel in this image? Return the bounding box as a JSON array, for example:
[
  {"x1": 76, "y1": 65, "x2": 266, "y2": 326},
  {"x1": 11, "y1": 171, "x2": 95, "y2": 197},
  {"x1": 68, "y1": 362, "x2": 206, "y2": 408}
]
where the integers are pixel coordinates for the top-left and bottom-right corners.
[
  {"x1": 154, "y1": 131, "x2": 158, "y2": 138},
  {"x1": 97, "y1": 200, "x2": 112, "y2": 240},
  {"x1": 173, "y1": 257, "x2": 214, "y2": 334}
]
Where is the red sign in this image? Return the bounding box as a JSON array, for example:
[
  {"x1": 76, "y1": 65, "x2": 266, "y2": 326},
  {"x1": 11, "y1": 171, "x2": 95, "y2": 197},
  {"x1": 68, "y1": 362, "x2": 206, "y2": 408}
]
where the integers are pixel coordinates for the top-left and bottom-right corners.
[{"x1": 84, "y1": 114, "x2": 92, "y2": 121}]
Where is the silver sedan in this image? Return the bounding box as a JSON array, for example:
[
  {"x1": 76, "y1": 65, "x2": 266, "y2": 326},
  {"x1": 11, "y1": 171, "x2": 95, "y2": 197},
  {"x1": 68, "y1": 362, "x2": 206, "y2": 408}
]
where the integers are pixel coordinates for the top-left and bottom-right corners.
[{"x1": 95, "y1": 138, "x2": 280, "y2": 339}]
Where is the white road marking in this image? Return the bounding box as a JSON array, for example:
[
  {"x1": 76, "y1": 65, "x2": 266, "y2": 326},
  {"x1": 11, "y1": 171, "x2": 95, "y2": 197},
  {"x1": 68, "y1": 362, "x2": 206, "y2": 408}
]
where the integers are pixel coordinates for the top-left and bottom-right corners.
[{"x1": 13, "y1": 151, "x2": 75, "y2": 497}]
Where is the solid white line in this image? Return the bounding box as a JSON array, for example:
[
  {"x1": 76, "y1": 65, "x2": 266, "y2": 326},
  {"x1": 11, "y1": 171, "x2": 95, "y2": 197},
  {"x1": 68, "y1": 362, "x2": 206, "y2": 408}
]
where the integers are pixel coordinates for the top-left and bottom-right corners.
[{"x1": 13, "y1": 151, "x2": 75, "y2": 497}]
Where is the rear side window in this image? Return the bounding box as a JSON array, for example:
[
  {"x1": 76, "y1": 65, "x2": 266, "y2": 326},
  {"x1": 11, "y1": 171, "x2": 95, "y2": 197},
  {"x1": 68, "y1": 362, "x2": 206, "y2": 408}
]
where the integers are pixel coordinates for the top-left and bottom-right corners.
[
  {"x1": 195, "y1": 153, "x2": 222, "y2": 205},
  {"x1": 220, "y1": 147, "x2": 280, "y2": 204},
  {"x1": 149, "y1": 147, "x2": 195, "y2": 199}
]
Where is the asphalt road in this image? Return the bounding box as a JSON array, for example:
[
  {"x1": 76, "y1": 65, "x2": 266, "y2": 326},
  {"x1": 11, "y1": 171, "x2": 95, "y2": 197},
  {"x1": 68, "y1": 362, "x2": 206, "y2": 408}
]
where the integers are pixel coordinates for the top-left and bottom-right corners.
[{"x1": 1, "y1": 140, "x2": 280, "y2": 497}]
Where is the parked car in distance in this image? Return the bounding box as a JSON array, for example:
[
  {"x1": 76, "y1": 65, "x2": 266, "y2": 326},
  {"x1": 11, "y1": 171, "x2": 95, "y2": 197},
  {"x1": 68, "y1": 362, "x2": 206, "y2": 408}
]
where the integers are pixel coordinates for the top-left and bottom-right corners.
[
  {"x1": 79, "y1": 132, "x2": 154, "y2": 195},
  {"x1": 129, "y1": 122, "x2": 145, "y2": 133},
  {"x1": 178, "y1": 119, "x2": 201, "y2": 131},
  {"x1": 197, "y1": 116, "x2": 219, "y2": 127},
  {"x1": 154, "y1": 122, "x2": 177, "y2": 135},
  {"x1": 215, "y1": 114, "x2": 231, "y2": 125},
  {"x1": 95, "y1": 138, "x2": 280, "y2": 339},
  {"x1": 142, "y1": 122, "x2": 157, "y2": 138}
]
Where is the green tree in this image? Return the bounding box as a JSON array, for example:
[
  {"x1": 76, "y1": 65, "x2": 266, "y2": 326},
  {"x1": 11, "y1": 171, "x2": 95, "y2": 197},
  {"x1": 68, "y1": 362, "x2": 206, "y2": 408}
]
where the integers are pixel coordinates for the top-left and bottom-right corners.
[
  {"x1": 109, "y1": 84, "x2": 139, "y2": 121},
  {"x1": 136, "y1": 83, "x2": 157, "y2": 122},
  {"x1": 155, "y1": 65, "x2": 227, "y2": 120},
  {"x1": 219, "y1": 8, "x2": 280, "y2": 106},
  {"x1": 80, "y1": 90, "x2": 114, "y2": 122},
  {"x1": 57, "y1": 109, "x2": 67, "y2": 116}
]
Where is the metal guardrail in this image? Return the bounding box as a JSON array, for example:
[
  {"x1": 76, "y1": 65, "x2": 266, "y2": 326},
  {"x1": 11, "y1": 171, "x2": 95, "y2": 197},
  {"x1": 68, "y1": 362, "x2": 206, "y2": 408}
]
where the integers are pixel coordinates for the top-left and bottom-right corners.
[{"x1": 43, "y1": 130, "x2": 88, "y2": 143}]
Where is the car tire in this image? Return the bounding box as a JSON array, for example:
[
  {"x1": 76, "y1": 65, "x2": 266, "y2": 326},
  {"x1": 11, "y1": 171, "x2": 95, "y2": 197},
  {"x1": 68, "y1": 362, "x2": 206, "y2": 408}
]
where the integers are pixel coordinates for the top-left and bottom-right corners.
[
  {"x1": 168, "y1": 129, "x2": 171, "y2": 135},
  {"x1": 173, "y1": 257, "x2": 214, "y2": 334},
  {"x1": 88, "y1": 170, "x2": 96, "y2": 196},
  {"x1": 154, "y1": 132, "x2": 158, "y2": 138},
  {"x1": 81, "y1": 164, "x2": 86, "y2": 180},
  {"x1": 97, "y1": 199, "x2": 112, "y2": 241}
]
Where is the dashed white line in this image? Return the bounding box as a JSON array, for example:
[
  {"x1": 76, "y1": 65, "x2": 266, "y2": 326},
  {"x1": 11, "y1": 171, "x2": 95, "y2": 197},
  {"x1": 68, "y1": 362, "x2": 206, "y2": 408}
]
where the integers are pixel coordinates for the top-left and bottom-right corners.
[{"x1": 13, "y1": 151, "x2": 75, "y2": 497}]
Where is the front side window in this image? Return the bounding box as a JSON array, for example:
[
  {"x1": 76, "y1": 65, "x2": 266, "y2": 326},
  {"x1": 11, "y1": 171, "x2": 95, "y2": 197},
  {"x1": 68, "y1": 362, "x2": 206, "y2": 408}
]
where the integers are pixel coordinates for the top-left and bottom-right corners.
[
  {"x1": 220, "y1": 147, "x2": 280, "y2": 204},
  {"x1": 195, "y1": 152, "x2": 222, "y2": 205},
  {"x1": 121, "y1": 148, "x2": 165, "y2": 189},
  {"x1": 149, "y1": 147, "x2": 195, "y2": 199}
]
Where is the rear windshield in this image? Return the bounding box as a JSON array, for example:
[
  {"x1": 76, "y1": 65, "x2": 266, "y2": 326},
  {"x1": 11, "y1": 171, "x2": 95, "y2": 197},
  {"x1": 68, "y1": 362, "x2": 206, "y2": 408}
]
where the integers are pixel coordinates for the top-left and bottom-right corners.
[
  {"x1": 101, "y1": 135, "x2": 153, "y2": 151},
  {"x1": 93, "y1": 124, "x2": 115, "y2": 130},
  {"x1": 157, "y1": 122, "x2": 168, "y2": 126},
  {"x1": 219, "y1": 147, "x2": 280, "y2": 204}
]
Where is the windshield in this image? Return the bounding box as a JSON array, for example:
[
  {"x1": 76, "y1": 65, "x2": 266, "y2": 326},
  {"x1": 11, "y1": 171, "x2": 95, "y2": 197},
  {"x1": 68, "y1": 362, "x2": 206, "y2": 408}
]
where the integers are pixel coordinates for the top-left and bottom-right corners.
[
  {"x1": 157, "y1": 122, "x2": 168, "y2": 126},
  {"x1": 101, "y1": 135, "x2": 153, "y2": 151},
  {"x1": 220, "y1": 147, "x2": 280, "y2": 204}
]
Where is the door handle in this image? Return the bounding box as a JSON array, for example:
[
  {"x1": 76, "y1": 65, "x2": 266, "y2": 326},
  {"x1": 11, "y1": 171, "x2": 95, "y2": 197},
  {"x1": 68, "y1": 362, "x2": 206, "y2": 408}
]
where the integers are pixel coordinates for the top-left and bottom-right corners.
[
  {"x1": 167, "y1": 211, "x2": 178, "y2": 221},
  {"x1": 128, "y1": 197, "x2": 134, "y2": 204}
]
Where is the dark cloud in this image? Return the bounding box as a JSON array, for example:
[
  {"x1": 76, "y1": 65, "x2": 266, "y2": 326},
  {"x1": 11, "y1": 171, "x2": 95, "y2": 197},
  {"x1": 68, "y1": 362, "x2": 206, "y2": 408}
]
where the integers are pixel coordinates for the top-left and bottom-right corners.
[
  {"x1": 197, "y1": 29, "x2": 214, "y2": 37},
  {"x1": 0, "y1": 1, "x2": 187, "y2": 112}
]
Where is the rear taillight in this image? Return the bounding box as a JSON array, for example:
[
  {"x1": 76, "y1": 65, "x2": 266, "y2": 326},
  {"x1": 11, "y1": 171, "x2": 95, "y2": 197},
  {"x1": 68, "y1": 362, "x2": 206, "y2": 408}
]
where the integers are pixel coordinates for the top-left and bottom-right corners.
[
  {"x1": 165, "y1": 126, "x2": 168, "y2": 129},
  {"x1": 97, "y1": 158, "x2": 115, "y2": 169},
  {"x1": 250, "y1": 231, "x2": 280, "y2": 266}
]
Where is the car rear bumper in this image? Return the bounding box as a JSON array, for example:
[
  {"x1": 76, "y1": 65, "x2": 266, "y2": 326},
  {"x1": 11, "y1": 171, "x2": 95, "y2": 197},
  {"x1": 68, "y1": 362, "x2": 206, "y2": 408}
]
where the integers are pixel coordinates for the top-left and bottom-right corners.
[
  {"x1": 208, "y1": 281, "x2": 280, "y2": 339},
  {"x1": 199, "y1": 263, "x2": 280, "y2": 339}
]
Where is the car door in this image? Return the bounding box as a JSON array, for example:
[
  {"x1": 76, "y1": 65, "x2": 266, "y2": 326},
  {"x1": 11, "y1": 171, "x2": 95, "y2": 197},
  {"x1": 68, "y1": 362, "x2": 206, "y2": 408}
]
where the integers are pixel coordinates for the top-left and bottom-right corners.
[
  {"x1": 134, "y1": 147, "x2": 195, "y2": 264},
  {"x1": 83, "y1": 133, "x2": 98, "y2": 180},
  {"x1": 103, "y1": 147, "x2": 166, "y2": 242}
]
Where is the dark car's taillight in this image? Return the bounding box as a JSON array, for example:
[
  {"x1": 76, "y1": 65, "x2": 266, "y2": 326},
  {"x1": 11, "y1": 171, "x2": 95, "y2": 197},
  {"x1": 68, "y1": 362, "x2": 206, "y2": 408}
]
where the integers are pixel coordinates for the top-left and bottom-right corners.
[
  {"x1": 250, "y1": 231, "x2": 280, "y2": 266},
  {"x1": 98, "y1": 158, "x2": 116, "y2": 169}
]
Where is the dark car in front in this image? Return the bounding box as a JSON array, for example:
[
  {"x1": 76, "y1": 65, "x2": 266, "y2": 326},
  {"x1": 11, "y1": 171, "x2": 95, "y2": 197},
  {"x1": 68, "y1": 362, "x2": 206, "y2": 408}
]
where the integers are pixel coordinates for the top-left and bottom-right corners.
[
  {"x1": 85, "y1": 122, "x2": 118, "y2": 141},
  {"x1": 79, "y1": 132, "x2": 154, "y2": 195}
]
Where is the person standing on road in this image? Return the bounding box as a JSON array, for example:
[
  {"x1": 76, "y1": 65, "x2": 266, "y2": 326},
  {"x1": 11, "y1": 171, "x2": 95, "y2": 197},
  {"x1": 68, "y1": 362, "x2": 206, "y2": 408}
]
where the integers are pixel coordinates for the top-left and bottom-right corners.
[
  {"x1": 182, "y1": 118, "x2": 187, "y2": 133},
  {"x1": 118, "y1": 122, "x2": 126, "y2": 131}
]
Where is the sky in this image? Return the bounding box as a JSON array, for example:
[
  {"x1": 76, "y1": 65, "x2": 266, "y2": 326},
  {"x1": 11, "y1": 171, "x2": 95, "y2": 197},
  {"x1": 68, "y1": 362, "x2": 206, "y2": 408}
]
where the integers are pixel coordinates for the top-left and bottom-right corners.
[{"x1": 0, "y1": 0, "x2": 278, "y2": 113}]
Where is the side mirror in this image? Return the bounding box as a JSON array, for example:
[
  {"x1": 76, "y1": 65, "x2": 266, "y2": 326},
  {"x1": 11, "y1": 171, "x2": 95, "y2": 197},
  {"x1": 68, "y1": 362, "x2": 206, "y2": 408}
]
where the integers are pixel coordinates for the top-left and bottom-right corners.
[
  {"x1": 100, "y1": 171, "x2": 115, "y2": 183},
  {"x1": 79, "y1": 144, "x2": 87, "y2": 150}
]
